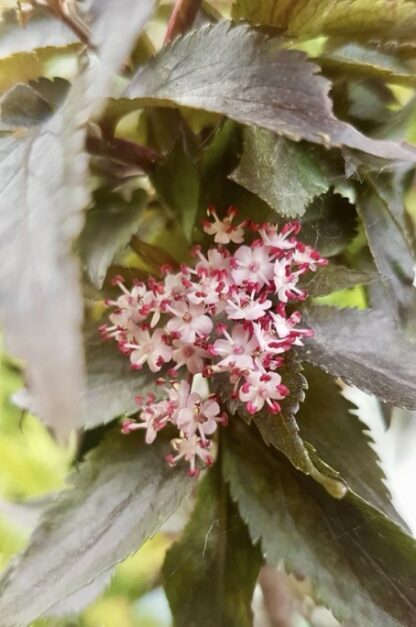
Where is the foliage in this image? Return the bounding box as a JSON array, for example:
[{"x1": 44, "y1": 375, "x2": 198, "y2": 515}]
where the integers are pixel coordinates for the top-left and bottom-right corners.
[{"x1": 0, "y1": 1, "x2": 415, "y2": 626}]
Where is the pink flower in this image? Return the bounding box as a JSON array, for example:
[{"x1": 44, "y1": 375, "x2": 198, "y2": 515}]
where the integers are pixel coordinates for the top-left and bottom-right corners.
[
  {"x1": 231, "y1": 245, "x2": 274, "y2": 286},
  {"x1": 239, "y1": 371, "x2": 289, "y2": 414},
  {"x1": 195, "y1": 247, "x2": 231, "y2": 276},
  {"x1": 167, "y1": 435, "x2": 214, "y2": 477},
  {"x1": 252, "y1": 323, "x2": 292, "y2": 356},
  {"x1": 270, "y1": 309, "x2": 313, "y2": 345},
  {"x1": 187, "y1": 275, "x2": 226, "y2": 306},
  {"x1": 129, "y1": 328, "x2": 172, "y2": 372},
  {"x1": 293, "y1": 243, "x2": 328, "y2": 271},
  {"x1": 106, "y1": 208, "x2": 326, "y2": 474},
  {"x1": 168, "y1": 380, "x2": 192, "y2": 414},
  {"x1": 273, "y1": 258, "x2": 305, "y2": 303},
  {"x1": 259, "y1": 222, "x2": 299, "y2": 250},
  {"x1": 172, "y1": 340, "x2": 209, "y2": 374},
  {"x1": 202, "y1": 207, "x2": 245, "y2": 244},
  {"x1": 121, "y1": 406, "x2": 164, "y2": 444},
  {"x1": 105, "y1": 281, "x2": 159, "y2": 341},
  {"x1": 177, "y1": 395, "x2": 222, "y2": 442},
  {"x1": 166, "y1": 301, "x2": 213, "y2": 342},
  {"x1": 163, "y1": 272, "x2": 187, "y2": 299},
  {"x1": 225, "y1": 290, "x2": 272, "y2": 320},
  {"x1": 212, "y1": 324, "x2": 258, "y2": 371}
]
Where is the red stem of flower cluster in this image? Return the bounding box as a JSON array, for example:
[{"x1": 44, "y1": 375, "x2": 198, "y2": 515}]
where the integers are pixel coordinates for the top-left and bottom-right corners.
[
  {"x1": 164, "y1": 0, "x2": 203, "y2": 43},
  {"x1": 86, "y1": 135, "x2": 160, "y2": 173}
]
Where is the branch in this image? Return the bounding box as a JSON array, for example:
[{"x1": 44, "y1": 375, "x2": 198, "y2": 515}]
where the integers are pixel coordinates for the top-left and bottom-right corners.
[
  {"x1": 86, "y1": 135, "x2": 160, "y2": 173},
  {"x1": 31, "y1": 0, "x2": 92, "y2": 46},
  {"x1": 164, "y1": 0, "x2": 203, "y2": 43}
]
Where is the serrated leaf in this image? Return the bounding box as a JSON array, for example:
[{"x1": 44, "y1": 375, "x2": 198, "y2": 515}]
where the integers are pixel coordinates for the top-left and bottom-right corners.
[
  {"x1": 300, "y1": 264, "x2": 375, "y2": 297},
  {"x1": 297, "y1": 365, "x2": 405, "y2": 526},
  {"x1": 299, "y1": 305, "x2": 416, "y2": 409},
  {"x1": 198, "y1": 120, "x2": 273, "y2": 225},
  {"x1": 82, "y1": 322, "x2": 154, "y2": 429},
  {"x1": 29, "y1": 76, "x2": 70, "y2": 110},
  {"x1": 253, "y1": 358, "x2": 347, "y2": 498},
  {"x1": 164, "y1": 463, "x2": 261, "y2": 627},
  {"x1": 224, "y1": 420, "x2": 416, "y2": 627},
  {"x1": 151, "y1": 137, "x2": 200, "y2": 241},
  {"x1": 126, "y1": 22, "x2": 416, "y2": 162},
  {"x1": 0, "y1": 0, "x2": 155, "y2": 437},
  {"x1": 0, "y1": 8, "x2": 79, "y2": 93},
  {"x1": 86, "y1": 0, "x2": 154, "y2": 97},
  {"x1": 357, "y1": 183, "x2": 415, "y2": 330},
  {"x1": 0, "y1": 83, "x2": 52, "y2": 129},
  {"x1": 231, "y1": 128, "x2": 334, "y2": 218},
  {"x1": 318, "y1": 43, "x2": 416, "y2": 86},
  {"x1": 0, "y1": 90, "x2": 89, "y2": 438},
  {"x1": 0, "y1": 432, "x2": 194, "y2": 625},
  {"x1": 300, "y1": 191, "x2": 358, "y2": 256},
  {"x1": 80, "y1": 189, "x2": 147, "y2": 288},
  {"x1": 0, "y1": 7, "x2": 78, "y2": 57},
  {"x1": 232, "y1": 0, "x2": 416, "y2": 43},
  {"x1": 0, "y1": 78, "x2": 69, "y2": 130}
]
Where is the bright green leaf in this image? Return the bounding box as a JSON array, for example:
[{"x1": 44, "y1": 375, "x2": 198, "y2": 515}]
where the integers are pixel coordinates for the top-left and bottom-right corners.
[
  {"x1": 232, "y1": 0, "x2": 416, "y2": 43},
  {"x1": 0, "y1": 8, "x2": 79, "y2": 92}
]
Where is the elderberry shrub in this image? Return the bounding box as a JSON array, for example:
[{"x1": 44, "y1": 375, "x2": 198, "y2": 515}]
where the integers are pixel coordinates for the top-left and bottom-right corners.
[{"x1": 101, "y1": 208, "x2": 327, "y2": 475}]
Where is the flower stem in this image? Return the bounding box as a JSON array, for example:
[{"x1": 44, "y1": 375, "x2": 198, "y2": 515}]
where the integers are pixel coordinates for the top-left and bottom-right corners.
[
  {"x1": 86, "y1": 134, "x2": 160, "y2": 173},
  {"x1": 164, "y1": 0, "x2": 203, "y2": 43}
]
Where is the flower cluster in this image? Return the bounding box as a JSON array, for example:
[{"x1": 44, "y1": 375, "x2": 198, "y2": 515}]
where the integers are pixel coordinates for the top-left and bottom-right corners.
[{"x1": 101, "y1": 207, "x2": 327, "y2": 476}]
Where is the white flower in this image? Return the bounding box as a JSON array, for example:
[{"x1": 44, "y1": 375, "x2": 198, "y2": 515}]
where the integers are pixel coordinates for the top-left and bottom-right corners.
[
  {"x1": 106, "y1": 208, "x2": 327, "y2": 474},
  {"x1": 167, "y1": 435, "x2": 214, "y2": 476},
  {"x1": 195, "y1": 247, "x2": 231, "y2": 276},
  {"x1": 172, "y1": 340, "x2": 209, "y2": 374},
  {"x1": 202, "y1": 207, "x2": 245, "y2": 244},
  {"x1": 259, "y1": 223, "x2": 298, "y2": 250},
  {"x1": 225, "y1": 290, "x2": 272, "y2": 320},
  {"x1": 231, "y1": 245, "x2": 274, "y2": 286},
  {"x1": 273, "y1": 258, "x2": 304, "y2": 303},
  {"x1": 212, "y1": 324, "x2": 258, "y2": 371},
  {"x1": 292, "y1": 243, "x2": 327, "y2": 271},
  {"x1": 129, "y1": 328, "x2": 172, "y2": 372},
  {"x1": 177, "y1": 395, "x2": 222, "y2": 442},
  {"x1": 239, "y1": 371, "x2": 288, "y2": 414},
  {"x1": 166, "y1": 301, "x2": 213, "y2": 342}
]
